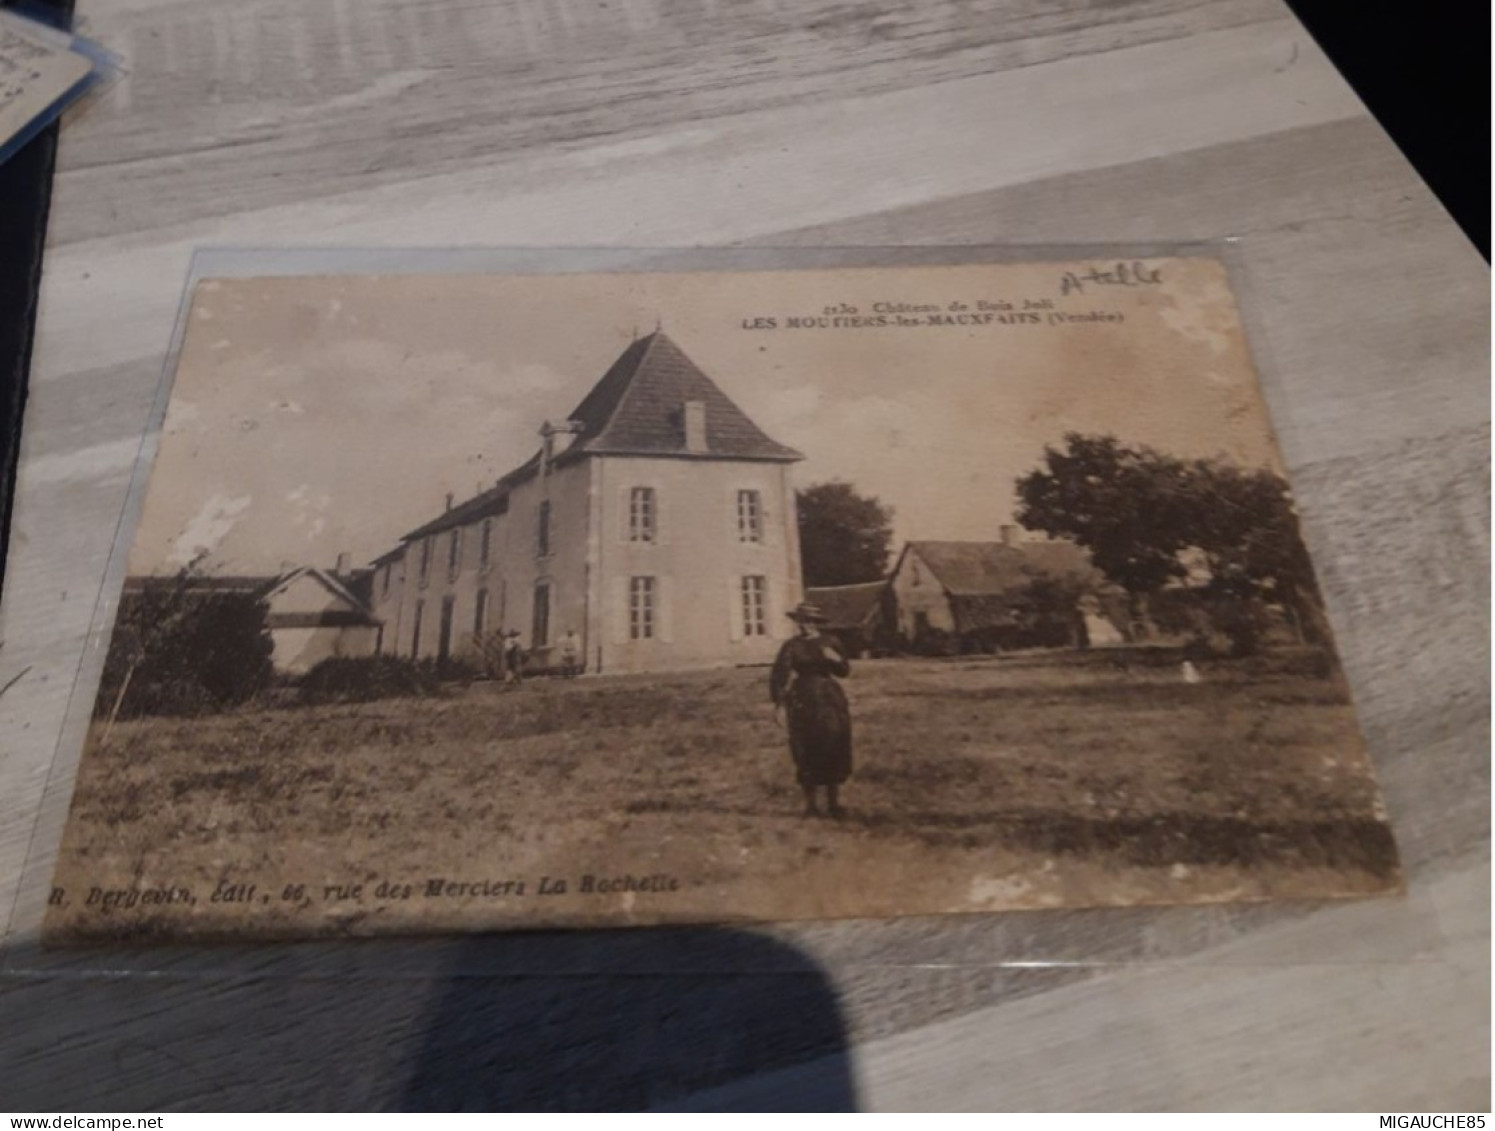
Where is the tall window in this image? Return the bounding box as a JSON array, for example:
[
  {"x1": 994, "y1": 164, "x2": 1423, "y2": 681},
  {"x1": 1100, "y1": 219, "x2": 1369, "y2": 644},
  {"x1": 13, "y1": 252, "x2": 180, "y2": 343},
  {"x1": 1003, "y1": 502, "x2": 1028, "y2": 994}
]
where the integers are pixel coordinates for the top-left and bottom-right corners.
[
  {"x1": 411, "y1": 599, "x2": 425, "y2": 657},
  {"x1": 629, "y1": 576, "x2": 656, "y2": 640},
  {"x1": 447, "y1": 528, "x2": 462, "y2": 582},
  {"x1": 741, "y1": 575, "x2": 767, "y2": 636},
  {"x1": 537, "y1": 500, "x2": 551, "y2": 557},
  {"x1": 380, "y1": 563, "x2": 391, "y2": 597},
  {"x1": 474, "y1": 589, "x2": 489, "y2": 638},
  {"x1": 737, "y1": 490, "x2": 763, "y2": 543},
  {"x1": 438, "y1": 595, "x2": 455, "y2": 663},
  {"x1": 532, "y1": 580, "x2": 551, "y2": 647},
  {"x1": 418, "y1": 536, "x2": 432, "y2": 587},
  {"x1": 479, "y1": 518, "x2": 492, "y2": 573},
  {"x1": 629, "y1": 487, "x2": 656, "y2": 542}
]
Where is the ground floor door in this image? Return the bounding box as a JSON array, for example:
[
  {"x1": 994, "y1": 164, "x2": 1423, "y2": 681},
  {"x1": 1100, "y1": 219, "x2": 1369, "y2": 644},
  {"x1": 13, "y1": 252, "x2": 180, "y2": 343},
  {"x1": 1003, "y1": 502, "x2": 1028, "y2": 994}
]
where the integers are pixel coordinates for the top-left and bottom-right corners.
[
  {"x1": 438, "y1": 595, "x2": 455, "y2": 664},
  {"x1": 532, "y1": 581, "x2": 551, "y2": 651}
]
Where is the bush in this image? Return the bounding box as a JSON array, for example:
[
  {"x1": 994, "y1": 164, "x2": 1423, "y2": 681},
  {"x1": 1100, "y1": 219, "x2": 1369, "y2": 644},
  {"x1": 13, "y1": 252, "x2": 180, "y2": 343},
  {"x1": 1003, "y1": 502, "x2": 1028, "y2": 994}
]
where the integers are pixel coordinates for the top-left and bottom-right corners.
[
  {"x1": 298, "y1": 656, "x2": 443, "y2": 705},
  {"x1": 96, "y1": 577, "x2": 275, "y2": 719},
  {"x1": 1236, "y1": 647, "x2": 1336, "y2": 681},
  {"x1": 436, "y1": 655, "x2": 484, "y2": 684},
  {"x1": 1199, "y1": 591, "x2": 1272, "y2": 658},
  {"x1": 958, "y1": 627, "x2": 1004, "y2": 655},
  {"x1": 910, "y1": 626, "x2": 959, "y2": 657}
]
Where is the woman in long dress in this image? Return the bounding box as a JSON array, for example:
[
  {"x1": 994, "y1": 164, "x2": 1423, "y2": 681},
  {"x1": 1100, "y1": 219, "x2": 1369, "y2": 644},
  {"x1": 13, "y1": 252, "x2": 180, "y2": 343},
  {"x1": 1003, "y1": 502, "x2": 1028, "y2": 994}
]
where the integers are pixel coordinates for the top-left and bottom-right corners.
[{"x1": 769, "y1": 602, "x2": 853, "y2": 818}]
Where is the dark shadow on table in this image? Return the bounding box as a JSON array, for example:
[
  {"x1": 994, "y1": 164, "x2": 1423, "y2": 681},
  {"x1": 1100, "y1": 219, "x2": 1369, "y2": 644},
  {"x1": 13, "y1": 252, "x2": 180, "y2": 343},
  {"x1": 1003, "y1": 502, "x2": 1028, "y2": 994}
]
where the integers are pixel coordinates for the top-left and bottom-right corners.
[
  {"x1": 397, "y1": 928, "x2": 857, "y2": 1112},
  {"x1": 0, "y1": 928, "x2": 856, "y2": 1111}
]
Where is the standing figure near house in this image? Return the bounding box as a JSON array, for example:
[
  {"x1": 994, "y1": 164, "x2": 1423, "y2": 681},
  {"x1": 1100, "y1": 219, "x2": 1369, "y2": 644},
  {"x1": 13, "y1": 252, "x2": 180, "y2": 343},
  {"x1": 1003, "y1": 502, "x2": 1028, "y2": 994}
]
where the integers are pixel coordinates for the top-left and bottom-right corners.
[
  {"x1": 503, "y1": 630, "x2": 526, "y2": 686},
  {"x1": 559, "y1": 628, "x2": 581, "y2": 678},
  {"x1": 769, "y1": 603, "x2": 853, "y2": 818}
]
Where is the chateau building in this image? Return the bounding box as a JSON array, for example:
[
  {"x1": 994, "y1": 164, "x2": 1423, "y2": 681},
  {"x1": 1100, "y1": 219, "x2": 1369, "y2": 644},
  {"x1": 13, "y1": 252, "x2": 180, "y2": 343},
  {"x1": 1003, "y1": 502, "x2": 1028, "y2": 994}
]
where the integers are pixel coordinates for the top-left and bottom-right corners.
[{"x1": 367, "y1": 332, "x2": 805, "y2": 675}]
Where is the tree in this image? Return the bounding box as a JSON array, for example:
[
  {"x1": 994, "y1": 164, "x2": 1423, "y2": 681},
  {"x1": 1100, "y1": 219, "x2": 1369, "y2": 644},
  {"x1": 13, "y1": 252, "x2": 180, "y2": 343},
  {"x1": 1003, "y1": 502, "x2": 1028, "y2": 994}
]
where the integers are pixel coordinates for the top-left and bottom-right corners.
[
  {"x1": 1176, "y1": 457, "x2": 1329, "y2": 646},
  {"x1": 1015, "y1": 433, "x2": 1327, "y2": 647},
  {"x1": 1006, "y1": 567, "x2": 1095, "y2": 649},
  {"x1": 796, "y1": 481, "x2": 894, "y2": 587},
  {"x1": 96, "y1": 564, "x2": 276, "y2": 719},
  {"x1": 1014, "y1": 434, "x2": 1191, "y2": 631}
]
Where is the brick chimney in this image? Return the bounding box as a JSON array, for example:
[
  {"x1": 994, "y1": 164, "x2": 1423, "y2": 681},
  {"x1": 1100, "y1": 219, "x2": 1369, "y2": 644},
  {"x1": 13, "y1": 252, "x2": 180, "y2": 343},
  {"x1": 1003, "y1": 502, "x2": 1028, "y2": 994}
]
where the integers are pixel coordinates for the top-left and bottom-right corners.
[
  {"x1": 684, "y1": 400, "x2": 707, "y2": 453},
  {"x1": 335, "y1": 551, "x2": 351, "y2": 575},
  {"x1": 444, "y1": 492, "x2": 454, "y2": 512}
]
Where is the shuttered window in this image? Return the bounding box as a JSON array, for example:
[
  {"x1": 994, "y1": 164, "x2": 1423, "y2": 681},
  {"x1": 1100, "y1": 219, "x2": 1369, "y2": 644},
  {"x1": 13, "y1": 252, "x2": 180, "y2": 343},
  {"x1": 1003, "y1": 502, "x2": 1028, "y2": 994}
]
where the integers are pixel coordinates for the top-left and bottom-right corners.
[
  {"x1": 629, "y1": 487, "x2": 656, "y2": 542},
  {"x1": 629, "y1": 576, "x2": 655, "y2": 639},
  {"x1": 737, "y1": 490, "x2": 762, "y2": 543},
  {"x1": 741, "y1": 575, "x2": 767, "y2": 636},
  {"x1": 537, "y1": 501, "x2": 551, "y2": 557},
  {"x1": 474, "y1": 589, "x2": 489, "y2": 638}
]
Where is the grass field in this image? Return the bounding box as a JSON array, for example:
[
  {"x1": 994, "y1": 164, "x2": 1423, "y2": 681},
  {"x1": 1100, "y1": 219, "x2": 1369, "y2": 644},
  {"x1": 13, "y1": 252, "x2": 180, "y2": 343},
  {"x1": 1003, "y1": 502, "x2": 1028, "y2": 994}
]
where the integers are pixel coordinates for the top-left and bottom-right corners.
[{"x1": 47, "y1": 650, "x2": 1401, "y2": 940}]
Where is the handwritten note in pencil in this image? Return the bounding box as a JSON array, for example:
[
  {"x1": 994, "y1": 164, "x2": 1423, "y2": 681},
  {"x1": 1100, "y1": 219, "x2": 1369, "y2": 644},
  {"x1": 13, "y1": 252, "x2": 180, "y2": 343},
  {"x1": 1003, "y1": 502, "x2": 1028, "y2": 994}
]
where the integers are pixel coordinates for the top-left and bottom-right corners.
[{"x1": 0, "y1": 11, "x2": 93, "y2": 157}]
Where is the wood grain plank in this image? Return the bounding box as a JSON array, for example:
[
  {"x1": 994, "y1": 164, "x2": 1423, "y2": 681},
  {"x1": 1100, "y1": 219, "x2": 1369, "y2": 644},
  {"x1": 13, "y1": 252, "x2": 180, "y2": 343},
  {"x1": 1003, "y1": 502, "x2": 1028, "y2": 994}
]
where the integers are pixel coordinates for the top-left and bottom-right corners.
[
  {"x1": 31, "y1": 19, "x2": 1362, "y2": 384},
  {"x1": 667, "y1": 856, "x2": 1489, "y2": 1111},
  {"x1": 54, "y1": 0, "x2": 1287, "y2": 241}
]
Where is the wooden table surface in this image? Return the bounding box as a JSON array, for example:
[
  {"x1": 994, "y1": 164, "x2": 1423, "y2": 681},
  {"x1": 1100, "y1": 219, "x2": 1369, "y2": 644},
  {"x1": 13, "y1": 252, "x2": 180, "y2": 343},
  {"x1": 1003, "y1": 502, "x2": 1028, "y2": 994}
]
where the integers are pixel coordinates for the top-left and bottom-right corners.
[{"x1": 1, "y1": 0, "x2": 1488, "y2": 1111}]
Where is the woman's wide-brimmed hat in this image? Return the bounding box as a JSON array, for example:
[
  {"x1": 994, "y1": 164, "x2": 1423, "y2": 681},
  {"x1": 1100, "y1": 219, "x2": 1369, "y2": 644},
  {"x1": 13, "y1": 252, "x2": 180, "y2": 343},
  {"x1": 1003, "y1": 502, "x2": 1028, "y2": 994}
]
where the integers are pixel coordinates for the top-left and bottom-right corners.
[{"x1": 786, "y1": 602, "x2": 830, "y2": 624}]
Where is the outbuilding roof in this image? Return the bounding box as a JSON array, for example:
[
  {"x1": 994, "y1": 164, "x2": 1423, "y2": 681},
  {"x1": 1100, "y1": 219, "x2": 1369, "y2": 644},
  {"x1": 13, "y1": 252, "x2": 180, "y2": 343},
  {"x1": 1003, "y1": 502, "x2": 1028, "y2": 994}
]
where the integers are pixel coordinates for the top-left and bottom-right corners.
[
  {"x1": 805, "y1": 581, "x2": 887, "y2": 627},
  {"x1": 123, "y1": 567, "x2": 381, "y2": 624},
  {"x1": 901, "y1": 539, "x2": 1098, "y2": 596}
]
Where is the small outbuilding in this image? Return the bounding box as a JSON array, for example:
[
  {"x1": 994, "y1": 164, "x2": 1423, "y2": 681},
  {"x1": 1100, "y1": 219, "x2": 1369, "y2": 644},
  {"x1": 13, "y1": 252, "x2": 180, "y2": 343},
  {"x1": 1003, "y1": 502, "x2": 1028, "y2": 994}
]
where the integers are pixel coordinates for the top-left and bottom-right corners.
[
  {"x1": 885, "y1": 531, "x2": 1126, "y2": 652},
  {"x1": 122, "y1": 564, "x2": 383, "y2": 676},
  {"x1": 803, "y1": 580, "x2": 890, "y2": 657}
]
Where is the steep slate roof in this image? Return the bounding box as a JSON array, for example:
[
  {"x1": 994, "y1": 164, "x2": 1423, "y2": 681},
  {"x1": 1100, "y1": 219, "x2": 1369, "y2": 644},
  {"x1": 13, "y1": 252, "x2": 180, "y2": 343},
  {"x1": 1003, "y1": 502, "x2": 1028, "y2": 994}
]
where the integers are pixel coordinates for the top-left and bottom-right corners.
[
  {"x1": 392, "y1": 331, "x2": 799, "y2": 544},
  {"x1": 565, "y1": 331, "x2": 802, "y2": 460},
  {"x1": 904, "y1": 539, "x2": 1098, "y2": 597},
  {"x1": 806, "y1": 581, "x2": 887, "y2": 628}
]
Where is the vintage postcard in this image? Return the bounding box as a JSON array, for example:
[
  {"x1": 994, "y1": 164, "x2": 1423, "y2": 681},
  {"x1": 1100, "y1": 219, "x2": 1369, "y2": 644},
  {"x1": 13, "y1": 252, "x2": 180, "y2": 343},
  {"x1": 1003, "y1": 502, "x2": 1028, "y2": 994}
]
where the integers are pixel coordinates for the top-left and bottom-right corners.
[{"x1": 44, "y1": 257, "x2": 1400, "y2": 941}]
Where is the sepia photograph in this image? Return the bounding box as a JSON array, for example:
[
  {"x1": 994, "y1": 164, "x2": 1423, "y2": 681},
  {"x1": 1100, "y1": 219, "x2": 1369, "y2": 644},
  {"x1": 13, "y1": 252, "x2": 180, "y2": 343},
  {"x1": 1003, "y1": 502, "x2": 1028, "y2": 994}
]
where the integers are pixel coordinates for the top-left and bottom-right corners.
[{"x1": 44, "y1": 257, "x2": 1401, "y2": 941}]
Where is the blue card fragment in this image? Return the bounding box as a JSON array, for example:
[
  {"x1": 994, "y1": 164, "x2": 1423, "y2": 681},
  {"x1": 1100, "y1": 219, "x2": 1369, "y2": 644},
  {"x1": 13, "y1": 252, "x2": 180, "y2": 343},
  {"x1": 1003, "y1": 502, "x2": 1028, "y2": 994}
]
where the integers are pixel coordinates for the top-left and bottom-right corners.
[{"x1": 0, "y1": 8, "x2": 104, "y2": 165}]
